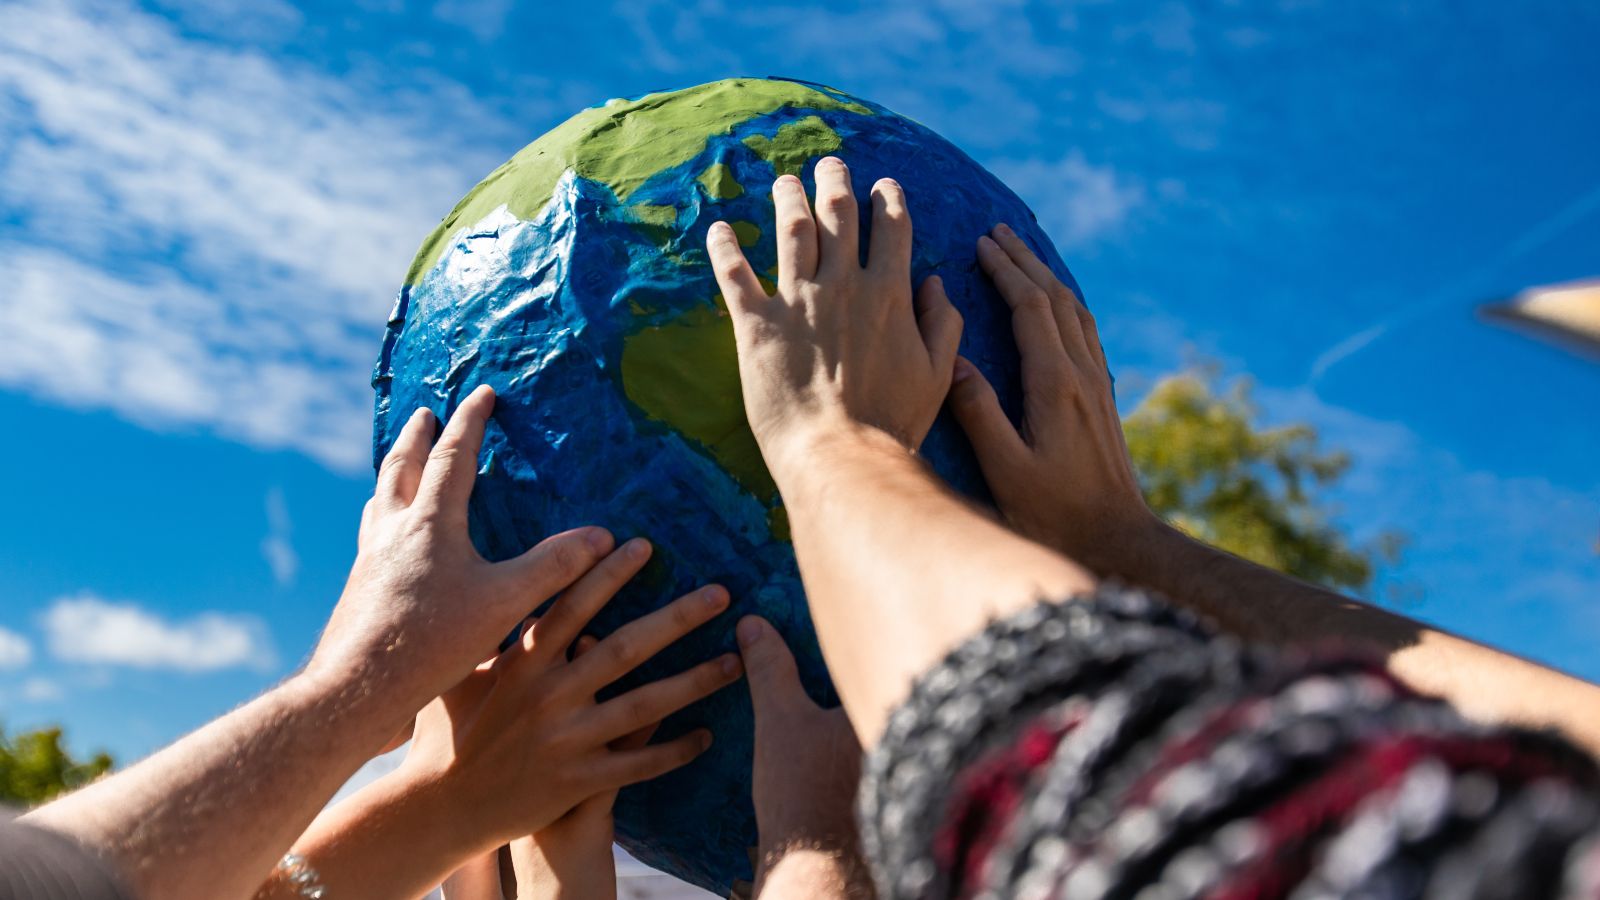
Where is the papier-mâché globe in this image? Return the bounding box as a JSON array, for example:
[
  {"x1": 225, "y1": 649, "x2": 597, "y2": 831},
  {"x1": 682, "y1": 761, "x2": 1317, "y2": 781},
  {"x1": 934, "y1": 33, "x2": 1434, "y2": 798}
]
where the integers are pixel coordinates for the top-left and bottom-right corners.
[{"x1": 372, "y1": 76, "x2": 1081, "y2": 894}]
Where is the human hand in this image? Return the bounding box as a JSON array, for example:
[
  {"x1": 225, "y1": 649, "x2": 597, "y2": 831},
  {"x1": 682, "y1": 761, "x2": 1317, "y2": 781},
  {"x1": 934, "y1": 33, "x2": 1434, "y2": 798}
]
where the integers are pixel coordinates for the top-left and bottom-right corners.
[
  {"x1": 309, "y1": 384, "x2": 617, "y2": 725},
  {"x1": 706, "y1": 157, "x2": 963, "y2": 476},
  {"x1": 398, "y1": 537, "x2": 743, "y2": 851},
  {"x1": 506, "y1": 636, "x2": 648, "y2": 900},
  {"x1": 946, "y1": 225, "x2": 1160, "y2": 571},
  {"x1": 736, "y1": 616, "x2": 865, "y2": 888}
]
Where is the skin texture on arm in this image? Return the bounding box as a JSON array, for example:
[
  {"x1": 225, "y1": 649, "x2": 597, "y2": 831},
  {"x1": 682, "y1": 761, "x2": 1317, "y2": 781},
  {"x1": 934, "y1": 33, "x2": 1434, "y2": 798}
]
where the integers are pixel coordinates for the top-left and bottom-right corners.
[
  {"x1": 440, "y1": 851, "x2": 506, "y2": 900},
  {"x1": 705, "y1": 159, "x2": 1095, "y2": 746},
  {"x1": 252, "y1": 538, "x2": 740, "y2": 900},
  {"x1": 738, "y1": 616, "x2": 874, "y2": 900},
  {"x1": 944, "y1": 224, "x2": 1600, "y2": 756},
  {"x1": 24, "y1": 386, "x2": 620, "y2": 900}
]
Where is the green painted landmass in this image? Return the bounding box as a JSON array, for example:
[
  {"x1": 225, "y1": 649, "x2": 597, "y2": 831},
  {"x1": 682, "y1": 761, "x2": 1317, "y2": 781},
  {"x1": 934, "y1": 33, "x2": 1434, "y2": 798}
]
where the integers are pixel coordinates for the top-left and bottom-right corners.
[
  {"x1": 406, "y1": 79, "x2": 871, "y2": 284},
  {"x1": 730, "y1": 221, "x2": 761, "y2": 247},
  {"x1": 630, "y1": 203, "x2": 678, "y2": 227},
  {"x1": 619, "y1": 301, "x2": 778, "y2": 507},
  {"x1": 742, "y1": 115, "x2": 843, "y2": 178},
  {"x1": 696, "y1": 163, "x2": 743, "y2": 200}
]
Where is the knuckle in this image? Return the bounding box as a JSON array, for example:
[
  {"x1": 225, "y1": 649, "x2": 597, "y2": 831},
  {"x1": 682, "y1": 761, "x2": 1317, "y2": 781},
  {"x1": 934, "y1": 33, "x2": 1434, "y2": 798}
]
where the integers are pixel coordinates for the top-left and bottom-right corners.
[
  {"x1": 604, "y1": 631, "x2": 639, "y2": 667},
  {"x1": 780, "y1": 214, "x2": 814, "y2": 240},
  {"x1": 671, "y1": 598, "x2": 702, "y2": 632},
  {"x1": 378, "y1": 452, "x2": 414, "y2": 479},
  {"x1": 1018, "y1": 287, "x2": 1052, "y2": 313},
  {"x1": 699, "y1": 662, "x2": 729, "y2": 689},
  {"x1": 426, "y1": 441, "x2": 463, "y2": 467},
  {"x1": 1042, "y1": 376, "x2": 1080, "y2": 406},
  {"x1": 547, "y1": 538, "x2": 590, "y2": 576},
  {"x1": 620, "y1": 694, "x2": 652, "y2": 726},
  {"x1": 820, "y1": 191, "x2": 855, "y2": 218}
]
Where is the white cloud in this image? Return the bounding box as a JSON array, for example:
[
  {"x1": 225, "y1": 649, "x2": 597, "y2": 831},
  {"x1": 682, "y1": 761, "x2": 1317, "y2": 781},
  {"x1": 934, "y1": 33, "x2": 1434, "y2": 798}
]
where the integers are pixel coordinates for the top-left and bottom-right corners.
[
  {"x1": 41, "y1": 593, "x2": 276, "y2": 673},
  {"x1": 991, "y1": 153, "x2": 1147, "y2": 251},
  {"x1": 0, "y1": 0, "x2": 522, "y2": 472},
  {"x1": 261, "y1": 487, "x2": 299, "y2": 587},
  {"x1": 0, "y1": 628, "x2": 33, "y2": 670},
  {"x1": 20, "y1": 677, "x2": 64, "y2": 703}
]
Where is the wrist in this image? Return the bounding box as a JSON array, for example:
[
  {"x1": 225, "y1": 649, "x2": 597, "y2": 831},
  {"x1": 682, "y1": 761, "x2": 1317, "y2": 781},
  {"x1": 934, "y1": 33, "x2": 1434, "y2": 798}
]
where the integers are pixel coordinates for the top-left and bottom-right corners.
[
  {"x1": 287, "y1": 664, "x2": 425, "y2": 760},
  {"x1": 763, "y1": 417, "x2": 912, "y2": 490},
  {"x1": 1081, "y1": 513, "x2": 1188, "y2": 581},
  {"x1": 403, "y1": 766, "x2": 501, "y2": 858}
]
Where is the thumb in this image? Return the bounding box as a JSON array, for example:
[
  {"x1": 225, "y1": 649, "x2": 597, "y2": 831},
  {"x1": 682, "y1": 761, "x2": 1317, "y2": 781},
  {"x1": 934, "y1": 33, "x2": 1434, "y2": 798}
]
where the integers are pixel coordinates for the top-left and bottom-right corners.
[
  {"x1": 736, "y1": 616, "x2": 807, "y2": 718},
  {"x1": 948, "y1": 356, "x2": 1028, "y2": 467}
]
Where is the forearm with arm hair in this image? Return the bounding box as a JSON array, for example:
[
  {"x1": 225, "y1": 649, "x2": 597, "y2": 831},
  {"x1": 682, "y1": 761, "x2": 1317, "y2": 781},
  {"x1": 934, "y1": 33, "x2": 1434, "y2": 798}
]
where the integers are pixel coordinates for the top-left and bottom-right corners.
[
  {"x1": 24, "y1": 666, "x2": 417, "y2": 900},
  {"x1": 757, "y1": 847, "x2": 875, "y2": 900},
  {"x1": 773, "y1": 425, "x2": 1096, "y2": 746},
  {"x1": 1109, "y1": 519, "x2": 1600, "y2": 755}
]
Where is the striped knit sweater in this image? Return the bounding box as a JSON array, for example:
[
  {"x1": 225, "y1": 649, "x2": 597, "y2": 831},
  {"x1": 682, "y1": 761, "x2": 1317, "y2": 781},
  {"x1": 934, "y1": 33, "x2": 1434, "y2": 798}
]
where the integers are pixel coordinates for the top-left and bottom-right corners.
[{"x1": 859, "y1": 585, "x2": 1600, "y2": 900}]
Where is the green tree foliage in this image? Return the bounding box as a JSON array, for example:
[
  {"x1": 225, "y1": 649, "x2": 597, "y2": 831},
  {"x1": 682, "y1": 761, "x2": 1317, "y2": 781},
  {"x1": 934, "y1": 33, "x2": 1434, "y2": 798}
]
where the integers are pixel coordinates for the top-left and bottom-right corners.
[
  {"x1": 1123, "y1": 367, "x2": 1405, "y2": 597},
  {"x1": 0, "y1": 723, "x2": 114, "y2": 807}
]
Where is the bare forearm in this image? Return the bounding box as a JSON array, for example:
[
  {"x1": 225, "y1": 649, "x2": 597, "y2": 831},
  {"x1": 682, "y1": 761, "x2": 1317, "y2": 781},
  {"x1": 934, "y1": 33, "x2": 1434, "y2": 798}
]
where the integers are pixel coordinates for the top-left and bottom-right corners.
[
  {"x1": 773, "y1": 425, "x2": 1095, "y2": 745},
  {"x1": 757, "y1": 847, "x2": 874, "y2": 900},
  {"x1": 255, "y1": 773, "x2": 488, "y2": 900},
  {"x1": 441, "y1": 850, "x2": 507, "y2": 900},
  {"x1": 1111, "y1": 520, "x2": 1600, "y2": 754},
  {"x1": 25, "y1": 668, "x2": 416, "y2": 900},
  {"x1": 508, "y1": 834, "x2": 616, "y2": 900}
]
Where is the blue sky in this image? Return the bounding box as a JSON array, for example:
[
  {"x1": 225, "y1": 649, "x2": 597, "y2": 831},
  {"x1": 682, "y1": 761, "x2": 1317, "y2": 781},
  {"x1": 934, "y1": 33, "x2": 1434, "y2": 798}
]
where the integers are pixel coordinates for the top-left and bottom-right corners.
[{"x1": 0, "y1": 0, "x2": 1597, "y2": 766}]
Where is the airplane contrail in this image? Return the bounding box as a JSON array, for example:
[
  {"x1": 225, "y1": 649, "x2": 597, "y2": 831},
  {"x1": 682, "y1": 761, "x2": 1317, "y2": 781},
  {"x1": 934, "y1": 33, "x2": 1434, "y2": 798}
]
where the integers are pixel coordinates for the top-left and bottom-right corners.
[{"x1": 1309, "y1": 181, "x2": 1600, "y2": 384}]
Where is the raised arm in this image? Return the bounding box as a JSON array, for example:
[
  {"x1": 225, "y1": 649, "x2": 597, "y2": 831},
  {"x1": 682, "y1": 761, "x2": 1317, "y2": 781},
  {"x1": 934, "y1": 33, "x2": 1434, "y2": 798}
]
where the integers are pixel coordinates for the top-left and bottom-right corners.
[
  {"x1": 24, "y1": 387, "x2": 618, "y2": 900},
  {"x1": 737, "y1": 616, "x2": 874, "y2": 900},
  {"x1": 254, "y1": 538, "x2": 738, "y2": 900},
  {"x1": 944, "y1": 224, "x2": 1600, "y2": 755},
  {"x1": 705, "y1": 159, "x2": 1095, "y2": 744}
]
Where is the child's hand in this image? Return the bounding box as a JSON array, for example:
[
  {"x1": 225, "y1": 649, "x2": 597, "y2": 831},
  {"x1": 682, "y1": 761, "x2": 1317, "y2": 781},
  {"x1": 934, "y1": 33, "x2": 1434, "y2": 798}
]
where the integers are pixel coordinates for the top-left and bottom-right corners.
[
  {"x1": 399, "y1": 537, "x2": 743, "y2": 852},
  {"x1": 506, "y1": 635, "x2": 652, "y2": 900},
  {"x1": 707, "y1": 157, "x2": 963, "y2": 477},
  {"x1": 738, "y1": 616, "x2": 871, "y2": 899}
]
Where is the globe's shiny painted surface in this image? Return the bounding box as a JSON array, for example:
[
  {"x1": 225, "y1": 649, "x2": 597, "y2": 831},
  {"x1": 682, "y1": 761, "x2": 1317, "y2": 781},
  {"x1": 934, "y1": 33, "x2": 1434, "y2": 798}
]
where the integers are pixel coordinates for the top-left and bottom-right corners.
[{"x1": 373, "y1": 77, "x2": 1079, "y2": 893}]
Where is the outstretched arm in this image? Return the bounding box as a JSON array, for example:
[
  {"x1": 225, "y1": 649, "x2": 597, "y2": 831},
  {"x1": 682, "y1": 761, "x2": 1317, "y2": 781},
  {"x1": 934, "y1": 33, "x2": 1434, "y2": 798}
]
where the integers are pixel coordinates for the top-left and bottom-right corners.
[
  {"x1": 253, "y1": 537, "x2": 737, "y2": 900},
  {"x1": 25, "y1": 388, "x2": 618, "y2": 900},
  {"x1": 738, "y1": 616, "x2": 873, "y2": 900},
  {"x1": 706, "y1": 159, "x2": 1094, "y2": 745},
  {"x1": 944, "y1": 224, "x2": 1600, "y2": 755}
]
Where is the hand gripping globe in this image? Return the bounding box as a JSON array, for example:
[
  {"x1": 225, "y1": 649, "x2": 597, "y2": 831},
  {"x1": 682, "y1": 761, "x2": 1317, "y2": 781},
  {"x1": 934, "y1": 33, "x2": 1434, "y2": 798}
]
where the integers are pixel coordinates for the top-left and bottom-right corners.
[{"x1": 373, "y1": 76, "x2": 1082, "y2": 894}]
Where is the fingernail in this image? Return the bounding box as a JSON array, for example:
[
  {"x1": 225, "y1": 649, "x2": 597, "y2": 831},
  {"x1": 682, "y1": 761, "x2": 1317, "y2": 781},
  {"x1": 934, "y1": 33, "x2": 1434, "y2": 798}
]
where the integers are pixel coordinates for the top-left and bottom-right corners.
[
  {"x1": 474, "y1": 384, "x2": 496, "y2": 399},
  {"x1": 625, "y1": 537, "x2": 650, "y2": 560},
  {"x1": 977, "y1": 235, "x2": 997, "y2": 250},
  {"x1": 736, "y1": 617, "x2": 764, "y2": 648},
  {"x1": 819, "y1": 156, "x2": 845, "y2": 169},
  {"x1": 702, "y1": 585, "x2": 728, "y2": 610},
  {"x1": 411, "y1": 407, "x2": 433, "y2": 423},
  {"x1": 953, "y1": 357, "x2": 976, "y2": 383},
  {"x1": 995, "y1": 223, "x2": 1014, "y2": 237},
  {"x1": 710, "y1": 220, "x2": 733, "y2": 237},
  {"x1": 586, "y1": 528, "x2": 614, "y2": 553},
  {"x1": 720, "y1": 654, "x2": 742, "y2": 676},
  {"x1": 699, "y1": 730, "x2": 714, "y2": 751}
]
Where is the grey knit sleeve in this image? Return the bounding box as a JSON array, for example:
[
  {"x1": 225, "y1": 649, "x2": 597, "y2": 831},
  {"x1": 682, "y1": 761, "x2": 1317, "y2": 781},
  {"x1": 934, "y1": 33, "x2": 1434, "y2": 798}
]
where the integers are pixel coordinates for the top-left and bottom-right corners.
[{"x1": 857, "y1": 584, "x2": 1600, "y2": 900}]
